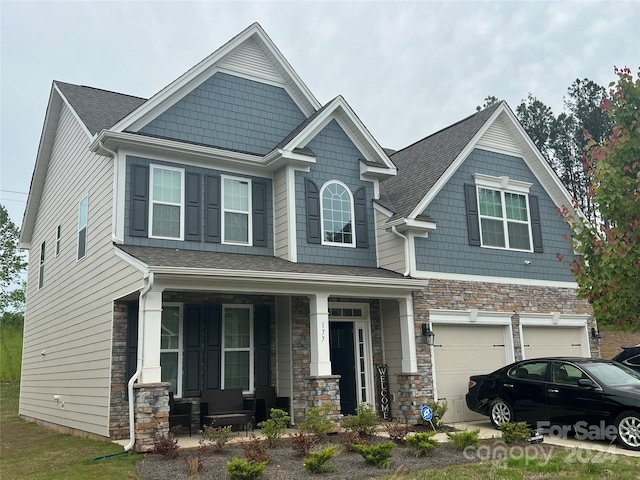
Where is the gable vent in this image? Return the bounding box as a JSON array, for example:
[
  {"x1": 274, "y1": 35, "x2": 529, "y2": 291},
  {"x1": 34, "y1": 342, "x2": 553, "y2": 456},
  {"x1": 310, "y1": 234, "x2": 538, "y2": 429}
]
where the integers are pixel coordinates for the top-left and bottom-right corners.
[
  {"x1": 219, "y1": 38, "x2": 282, "y2": 84},
  {"x1": 477, "y1": 117, "x2": 523, "y2": 155}
]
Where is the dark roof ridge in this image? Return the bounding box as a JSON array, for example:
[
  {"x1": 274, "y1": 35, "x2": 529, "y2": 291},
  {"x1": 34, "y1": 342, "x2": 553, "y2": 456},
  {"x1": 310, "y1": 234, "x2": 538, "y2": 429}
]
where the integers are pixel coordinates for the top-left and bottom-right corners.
[{"x1": 54, "y1": 80, "x2": 147, "y2": 101}]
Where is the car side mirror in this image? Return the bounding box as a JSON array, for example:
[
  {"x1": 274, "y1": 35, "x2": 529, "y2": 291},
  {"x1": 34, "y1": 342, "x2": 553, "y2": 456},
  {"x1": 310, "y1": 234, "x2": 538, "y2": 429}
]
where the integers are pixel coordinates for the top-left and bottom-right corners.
[{"x1": 578, "y1": 378, "x2": 597, "y2": 389}]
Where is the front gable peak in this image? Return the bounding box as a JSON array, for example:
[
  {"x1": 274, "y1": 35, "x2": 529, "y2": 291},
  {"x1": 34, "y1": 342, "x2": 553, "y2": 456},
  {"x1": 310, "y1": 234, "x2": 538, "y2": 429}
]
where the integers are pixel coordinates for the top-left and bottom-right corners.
[{"x1": 111, "y1": 23, "x2": 320, "y2": 134}]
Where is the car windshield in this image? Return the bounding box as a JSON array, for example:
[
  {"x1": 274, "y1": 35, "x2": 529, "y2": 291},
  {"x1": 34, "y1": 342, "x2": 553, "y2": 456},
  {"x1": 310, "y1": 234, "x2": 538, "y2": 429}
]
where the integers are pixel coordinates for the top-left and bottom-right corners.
[{"x1": 581, "y1": 362, "x2": 640, "y2": 387}]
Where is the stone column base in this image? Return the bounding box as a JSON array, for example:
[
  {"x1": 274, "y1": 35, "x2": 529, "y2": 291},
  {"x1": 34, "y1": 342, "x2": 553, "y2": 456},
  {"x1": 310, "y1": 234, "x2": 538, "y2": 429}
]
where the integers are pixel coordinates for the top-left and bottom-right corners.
[
  {"x1": 133, "y1": 382, "x2": 170, "y2": 453},
  {"x1": 396, "y1": 373, "x2": 427, "y2": 424},
  {"x1": 307, "y1": 375, "x2": 342, "y2": 426}
]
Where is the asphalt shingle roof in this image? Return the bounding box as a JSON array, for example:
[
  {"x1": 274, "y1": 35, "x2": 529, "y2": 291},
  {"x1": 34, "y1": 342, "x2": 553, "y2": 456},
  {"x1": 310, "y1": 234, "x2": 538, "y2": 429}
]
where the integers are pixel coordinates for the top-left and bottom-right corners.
[
  {"x1": 117, "y1": 245, "x2": 409, "y2": 279},
  {"x1": 55, "y1": 81, "x2": 147, "y2": 135},
  {"x1": 380, "y1": 102, "x2": 502, "y2": 219}
]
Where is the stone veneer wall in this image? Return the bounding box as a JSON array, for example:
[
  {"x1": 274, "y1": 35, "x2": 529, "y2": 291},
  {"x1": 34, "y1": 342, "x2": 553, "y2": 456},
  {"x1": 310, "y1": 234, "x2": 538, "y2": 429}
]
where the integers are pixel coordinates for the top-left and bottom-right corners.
[
  {"x1": 133, "y1": 382, "x2": 170, "y2": 453},
  {"x1": 109, "y1": 301, "x2": 130, "y2": 439},
  {"x1": 410, "y1": 279, "x2": 596, "y2": 411}
]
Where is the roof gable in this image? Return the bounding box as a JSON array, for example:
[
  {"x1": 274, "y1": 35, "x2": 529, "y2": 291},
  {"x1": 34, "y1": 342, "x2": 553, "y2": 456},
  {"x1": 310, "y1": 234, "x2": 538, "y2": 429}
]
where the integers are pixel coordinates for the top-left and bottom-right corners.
[
  {"x1": 381, "y1": 101, "x2": 577, "y2": 220},
  {"x1": 112, "y1": 23, "x2": 320, "y2": 135}
]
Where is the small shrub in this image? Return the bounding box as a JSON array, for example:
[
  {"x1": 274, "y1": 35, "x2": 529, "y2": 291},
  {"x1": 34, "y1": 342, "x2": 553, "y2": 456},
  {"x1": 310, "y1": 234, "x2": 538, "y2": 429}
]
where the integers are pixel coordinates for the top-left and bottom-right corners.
[
  {"x1": 342, "y1": 403, "x2": 379, "y2": 436},
  {"x1": 383, "y1": 419, "x2": 412, "y2": 444},
  {"x1": 340, "y1": 430, "x2": 367, "y2": 452},
  {"x1": 405, "y1": 431, "x2": 439, "y2": 457},
  {"x1": 258, "y1": 408, "x2": 291, "y2": 447},
  {"x1": 225, "y1": 457, "x2": 267, "y2": 480},
  {"x1": 500, "y1": 421, "x2": 530, "y2": 444},
  {"x1": 291, "y1": 431, "x2": 317, "y2": 457},
  {"x1": 200, "y1": 424, "x2": 233, "y2": 452},
  {"x1": 185, "y1": 455, "x2": 202, "y2": 476},
  {"x1": 352, "y1": 441, "x2": 395, "y2": 469},
  {"x1": 242, "y1": 434, "x2": 270, "y2": 463},
  {"x1": 299, "y1": 405, "x2": 334, "y2": 439},
  {"x1": 426, "y1": 400, "x2": 448, "y2": 429},
  {"x1": 446, "y1": 429, "x2": 480, "y2": 451},
  {"x1": 302, "y1": 445, "x2": 337, "y2": 474},
  {"x1": 154, "y1": 427, "x2": 180, "y2": 458}
]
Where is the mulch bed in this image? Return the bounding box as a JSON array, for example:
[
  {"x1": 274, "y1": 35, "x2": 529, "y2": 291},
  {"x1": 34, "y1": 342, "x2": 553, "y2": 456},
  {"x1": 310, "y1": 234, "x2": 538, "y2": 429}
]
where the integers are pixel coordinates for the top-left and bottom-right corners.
[{"x1": 136, "y1": 432, "x2": 560, "y2": 479}]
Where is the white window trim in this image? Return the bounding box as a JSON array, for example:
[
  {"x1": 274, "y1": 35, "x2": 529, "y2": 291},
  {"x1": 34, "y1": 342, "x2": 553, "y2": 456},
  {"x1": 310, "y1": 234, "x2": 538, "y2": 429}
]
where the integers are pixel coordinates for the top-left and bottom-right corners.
[
  {"x1": 161, "y1": 303, "x2": 184, "y2": 397},
  {"x1": 77, "y1": 195, "x2": 88, "y2": 261},
  {"x1": 149, "y1": 164, "x2": 185, "y2": 241},
  {"x1": 320, "y1": 180, "x2": 355, "y2": 248},
  {"x1": 221, "y1": 175, "x2": 253, "y2": 246},
  {"x1": 55, "y1": 225, "x2": 61, "y2": 257},
  {"x1": 38, "y1": 241, "x2": 45, "y2": 289},
  {"x1": 221, "y1": 304, "x2": 254, "y2": 393},
  {"x1": 473, "y1": 173, "x2": 533, "y2": 252}
]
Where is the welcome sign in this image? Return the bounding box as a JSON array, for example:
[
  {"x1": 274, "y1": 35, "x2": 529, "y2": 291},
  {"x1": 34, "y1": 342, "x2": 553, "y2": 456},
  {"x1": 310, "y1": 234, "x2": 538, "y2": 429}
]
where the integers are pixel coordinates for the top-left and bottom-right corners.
[{"x1": 376, "y1": 364, "x2": 391, "y2": 420}]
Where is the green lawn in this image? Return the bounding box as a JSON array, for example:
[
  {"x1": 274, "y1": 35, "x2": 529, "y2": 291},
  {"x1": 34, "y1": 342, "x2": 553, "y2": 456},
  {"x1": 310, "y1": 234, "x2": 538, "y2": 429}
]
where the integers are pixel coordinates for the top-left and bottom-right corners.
[{"x1": 0, "y1": 383, "x2": 140, "y2": 479}]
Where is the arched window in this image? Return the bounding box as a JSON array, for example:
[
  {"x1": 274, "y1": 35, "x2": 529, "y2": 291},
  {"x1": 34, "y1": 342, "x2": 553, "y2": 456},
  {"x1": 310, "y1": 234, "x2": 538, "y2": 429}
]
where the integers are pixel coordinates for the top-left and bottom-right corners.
[{"x1": 321, "y1": 181, "x2": 354, "y2": 246}]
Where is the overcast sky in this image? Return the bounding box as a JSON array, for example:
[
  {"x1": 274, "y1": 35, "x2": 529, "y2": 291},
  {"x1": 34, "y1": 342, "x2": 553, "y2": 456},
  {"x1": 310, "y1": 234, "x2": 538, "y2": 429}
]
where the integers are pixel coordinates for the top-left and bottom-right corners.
[{"x1": 1, "y1": 0, "x2": 639, "y2": 230}]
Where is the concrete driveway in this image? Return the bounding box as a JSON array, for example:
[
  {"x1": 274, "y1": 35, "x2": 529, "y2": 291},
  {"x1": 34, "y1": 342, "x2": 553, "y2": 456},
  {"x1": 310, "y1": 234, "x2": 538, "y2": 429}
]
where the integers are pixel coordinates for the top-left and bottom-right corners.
[{"x1": 449, "y1": 420, "x2": 640, "y2": 458}]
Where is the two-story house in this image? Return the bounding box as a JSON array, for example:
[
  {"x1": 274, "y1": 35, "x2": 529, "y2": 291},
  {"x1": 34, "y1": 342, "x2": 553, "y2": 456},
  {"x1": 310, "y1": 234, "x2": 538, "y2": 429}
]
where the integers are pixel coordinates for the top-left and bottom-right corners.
[{"x1": 19, "y1": 23, "x2": 594, "y2": 452}]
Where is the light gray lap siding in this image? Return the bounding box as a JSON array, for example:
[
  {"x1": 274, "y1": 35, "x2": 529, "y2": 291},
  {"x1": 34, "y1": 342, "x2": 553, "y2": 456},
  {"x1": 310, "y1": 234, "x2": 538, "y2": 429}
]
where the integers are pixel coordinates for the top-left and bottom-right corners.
[
  {"x1": 124, "y1": 156, "x2": 273, "y2": 255},
  {"x1": 138, "y1": 72, "x2": 306, "y2": 156},
  {"x1": 415, "y1": 148, "x2": 576, "y2": 282},
  {"x1": 295, "y1": 120, "x2": 377, "y2": 267}
]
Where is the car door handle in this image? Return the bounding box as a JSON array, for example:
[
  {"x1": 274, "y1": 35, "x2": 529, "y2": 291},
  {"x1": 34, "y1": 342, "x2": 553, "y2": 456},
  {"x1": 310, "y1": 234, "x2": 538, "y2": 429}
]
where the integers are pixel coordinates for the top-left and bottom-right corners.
[
  {"x1": 548, "y1": 388, "x2": 559, "y2": 393},
  {"x1": 503, "y1": 383, "x2": 514, "y2": 388}
]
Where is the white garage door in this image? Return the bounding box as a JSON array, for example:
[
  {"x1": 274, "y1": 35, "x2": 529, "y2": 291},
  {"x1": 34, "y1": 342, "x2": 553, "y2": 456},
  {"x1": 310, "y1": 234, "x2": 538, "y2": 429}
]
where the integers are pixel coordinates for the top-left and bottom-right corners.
[
  {"x1": 522, "y1": 327, "x2": 585, "y2": 359},
  {"x1": 432, "y1": 324, "x2": 510, "y2": 422}
]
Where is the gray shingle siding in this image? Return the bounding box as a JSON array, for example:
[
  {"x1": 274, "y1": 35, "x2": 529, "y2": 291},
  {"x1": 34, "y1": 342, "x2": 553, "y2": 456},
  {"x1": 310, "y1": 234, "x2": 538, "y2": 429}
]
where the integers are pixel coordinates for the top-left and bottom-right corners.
[
  {"x1": 414, "y1": 148, "x2": 576, "y2": 282},
  {"x1": 295, "y1": 120, "x2": 377, "y2": 267},
  {"x1": 138, "y1": 72, "x2": 306, "y2": 155},
  {"x1": 124, "y1": 156, "x2": 273, "y2": 256}
]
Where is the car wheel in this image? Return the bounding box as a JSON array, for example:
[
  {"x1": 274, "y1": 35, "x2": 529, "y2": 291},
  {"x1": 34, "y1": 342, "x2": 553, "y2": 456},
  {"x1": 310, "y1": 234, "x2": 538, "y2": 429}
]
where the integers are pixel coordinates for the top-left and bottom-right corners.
[
  {"x1": 615, "y1": 411, "x2": 640, "y2": 451},
  {"x1": 490, "y1": 398, "x2": 514, "y2": 428}
]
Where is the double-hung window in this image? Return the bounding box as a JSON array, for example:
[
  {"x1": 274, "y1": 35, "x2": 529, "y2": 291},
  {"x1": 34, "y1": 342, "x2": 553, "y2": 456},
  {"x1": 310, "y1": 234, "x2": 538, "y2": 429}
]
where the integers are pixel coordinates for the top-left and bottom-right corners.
[
  {"x1": 475, "y1": 174, "x2": 532, "y2": 251},
  {"x1": 222, "y1": 176, "x2": 251, "y2": 245},
  {"x1": 160, "y1": 304, "x2": 182, "y2": 396},
  {"x1": 150, "y1": 165, "x2": 184, "y2": 240},
  {"x1": 321, "y1": 181, "x2": 354, "y2": 246},
  {"x1": 77, "y1": 195, "x2": 88, "y2": 260},
  {"x1": 222, "y1": 305, "x2": 253, "y2": 391}
]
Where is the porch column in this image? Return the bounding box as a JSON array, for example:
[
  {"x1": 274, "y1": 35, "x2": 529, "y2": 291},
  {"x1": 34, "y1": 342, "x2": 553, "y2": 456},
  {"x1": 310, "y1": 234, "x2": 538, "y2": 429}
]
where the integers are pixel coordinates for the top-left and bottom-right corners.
[
  {"x1": 140, "y1": 289, "x2": 163, "y2": 384},
  {"x1": 309, "y1": 294, "x2": 332, "y2": 376},
  {"x1": 399, "y1": 295, "x2": 418, "y2": 372}
]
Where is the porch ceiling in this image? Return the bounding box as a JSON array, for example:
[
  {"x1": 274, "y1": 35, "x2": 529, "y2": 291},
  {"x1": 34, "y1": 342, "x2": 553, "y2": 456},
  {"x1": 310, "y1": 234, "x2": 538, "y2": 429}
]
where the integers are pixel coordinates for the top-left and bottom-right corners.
[{"x1": 116, "y1": 245, "x2": 425, "y2": 296}]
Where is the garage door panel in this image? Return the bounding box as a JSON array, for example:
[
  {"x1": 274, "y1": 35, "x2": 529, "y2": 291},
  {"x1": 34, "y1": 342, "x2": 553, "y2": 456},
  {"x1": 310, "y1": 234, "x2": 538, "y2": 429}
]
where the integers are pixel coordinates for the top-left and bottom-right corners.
[
  {"x1": 523, "y1": 327, "x2": 584, "y2": 359},
  {"x1": 433, "y1": 325, "x2": 510, "y2": 423}
]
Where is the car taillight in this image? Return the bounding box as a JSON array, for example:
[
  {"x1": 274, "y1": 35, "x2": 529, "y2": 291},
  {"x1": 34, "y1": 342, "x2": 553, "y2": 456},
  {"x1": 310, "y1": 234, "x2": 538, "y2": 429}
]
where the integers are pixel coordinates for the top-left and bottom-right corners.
[{"x1": 468, "y1": 380, "x2": 477, "y2": 389}]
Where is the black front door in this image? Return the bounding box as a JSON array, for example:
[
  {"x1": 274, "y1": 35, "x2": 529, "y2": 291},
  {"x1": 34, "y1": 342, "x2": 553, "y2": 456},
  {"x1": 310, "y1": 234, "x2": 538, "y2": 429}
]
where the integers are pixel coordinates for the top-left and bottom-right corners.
[{"x1": 330, "y1": 322, "x2": 357, "y2": 415}]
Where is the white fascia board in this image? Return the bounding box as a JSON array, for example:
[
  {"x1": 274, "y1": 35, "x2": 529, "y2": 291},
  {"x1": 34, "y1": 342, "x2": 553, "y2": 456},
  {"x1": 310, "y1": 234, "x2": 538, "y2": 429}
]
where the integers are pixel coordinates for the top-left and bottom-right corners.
[
  {"x1": 263, "y1": 149, "x2": 316, "y2": 171},
  {"x1": 373, "y1": 201, "x2": 394, "y2": 218},
  {"x1": 519, "y1": 312, "x2": 590, "y2": 327},
  {"x1": 53, "y1": 83, "x2": 93, "y2": 140},
  {"x1": 114, "y1": 246, "x2": 150, "y2": 273},
  {"x1": 282, "y1": 96, "x2": 396, "y2": 173},
  {"x1": 91, "y1": 131, "x2": 273, "y2": 178},
  {"x1": 110, "y1": 23, "x2": 319, "y2": 134},
  {"x1": 360, "y1": 162, "x2": 396, "y2": 182},
  {"x1": 414, "y1": 269, "x2": 579, "y2": 289},
  {"x1": 149, "y1": 266, "x2": 425, "y2": 295},
  {"x1": 407, "y1": 105, "x2": 505, "y2": 219},
  {"x1": 382, "y1": 217, "x2": 437, "y2": 234}
]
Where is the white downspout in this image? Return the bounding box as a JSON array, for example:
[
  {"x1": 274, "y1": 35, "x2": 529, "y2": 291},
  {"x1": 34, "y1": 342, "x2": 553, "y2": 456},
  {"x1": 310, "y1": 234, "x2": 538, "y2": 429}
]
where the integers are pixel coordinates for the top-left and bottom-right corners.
[
  {"x1": 391, "y1": 226, "x2": 410, "y2": 277},
  {"x1": 124, "y1": 271, "x2": 154, "y2": 452}
]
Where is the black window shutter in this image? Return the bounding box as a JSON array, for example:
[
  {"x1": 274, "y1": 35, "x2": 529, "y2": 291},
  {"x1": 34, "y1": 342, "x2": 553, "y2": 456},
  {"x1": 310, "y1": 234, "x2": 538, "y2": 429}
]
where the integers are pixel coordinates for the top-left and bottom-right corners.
[
  {"x1": 305, "y1": 179, "x2": 321, "y2": 244},
  {"x1": 185, "y1": 172, "x2": 201, "y2": 242},
  {"x1": 464, "y1": 184, "x2": 481, "y2": 246},
  {"x1": 204, "y1": 304, "x2": 222, "y2": 390},
  {"x1": 183, "y1": 305, "x2": 204, "y2": 397},
  {"x1": 125, "y1": 302, "x2": 139, "y2": 398},
  {"x1": 354, "y1": 187, "x2": 369, "y2": 248},
  {"x1": 130, "y1": 164, "x2": 149, "y2": 237},
  {"x1": 205, "y1": 175, "x2": 221, "y2": 243},
  {"x1": 254, "y1": 305, "x2": 271, "y2": 387},
  {"x1": 252, "y1": 181, "x2": 267, "y2": 247},
  {"x1": 529, "y1": 195, "x2": 544, "y2": 253}
]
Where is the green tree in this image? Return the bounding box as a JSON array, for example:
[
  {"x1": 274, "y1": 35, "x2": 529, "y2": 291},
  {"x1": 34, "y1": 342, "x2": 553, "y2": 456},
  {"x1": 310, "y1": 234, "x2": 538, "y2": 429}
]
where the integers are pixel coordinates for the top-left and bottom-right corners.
[
  {"x1": 560, "y1": 67, "x2": 640, "y2": 327},
  {"x1": 476, "y1": 95, "x2": 500, "y2": 112},
  {"x1": 516, "y1": 93, "x2": 555, "y2": 159},
  {"x1": 0, "y1": 204, "x2": 27, "y2": 320}
]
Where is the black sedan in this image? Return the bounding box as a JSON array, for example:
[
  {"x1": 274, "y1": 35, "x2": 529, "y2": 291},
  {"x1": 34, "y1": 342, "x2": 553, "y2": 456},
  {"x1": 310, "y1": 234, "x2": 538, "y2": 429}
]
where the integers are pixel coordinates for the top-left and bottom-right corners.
[
  {"x1": 612, "y1": 345, "x2": 640, "y2": 374},
  {"x1": 466, "y1": 357, "x2": 640, "y2": 450}
]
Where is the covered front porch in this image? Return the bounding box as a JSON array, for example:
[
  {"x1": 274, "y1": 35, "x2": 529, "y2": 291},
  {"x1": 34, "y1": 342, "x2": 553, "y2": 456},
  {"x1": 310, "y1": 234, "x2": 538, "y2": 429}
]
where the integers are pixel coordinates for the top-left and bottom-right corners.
[{"x1": 109, "y1": 246, "x2": 427, "y2": 452}]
